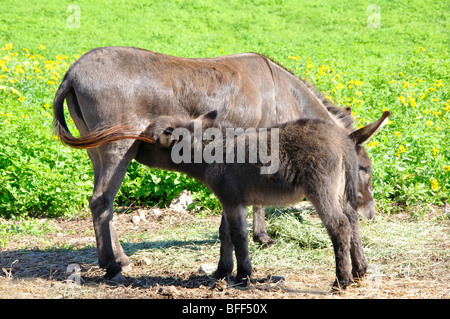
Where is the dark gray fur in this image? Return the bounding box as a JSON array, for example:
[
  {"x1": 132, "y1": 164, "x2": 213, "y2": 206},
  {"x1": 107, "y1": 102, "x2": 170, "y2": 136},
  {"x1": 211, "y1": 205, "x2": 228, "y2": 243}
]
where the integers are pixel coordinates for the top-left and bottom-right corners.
[
  {"x1": 148, "y1": 110, "x2": 390, "y2": 289},
  {"x1": 53, "y1": 47, "x2": 377, "y2": 280}
]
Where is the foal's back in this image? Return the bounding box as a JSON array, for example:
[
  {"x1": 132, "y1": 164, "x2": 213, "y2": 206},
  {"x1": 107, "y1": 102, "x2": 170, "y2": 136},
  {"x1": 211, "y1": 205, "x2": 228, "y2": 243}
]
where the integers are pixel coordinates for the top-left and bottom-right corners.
[{"x1": 207, "y1": 118, "x2": 355, "y2": 207}]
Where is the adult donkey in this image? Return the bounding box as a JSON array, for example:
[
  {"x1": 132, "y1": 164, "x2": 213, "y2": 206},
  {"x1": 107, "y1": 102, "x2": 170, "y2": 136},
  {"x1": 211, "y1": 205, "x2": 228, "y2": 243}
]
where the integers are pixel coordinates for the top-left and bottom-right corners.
[{"x1": 53, "y1": 46, "x2": 376, "y2": 280}]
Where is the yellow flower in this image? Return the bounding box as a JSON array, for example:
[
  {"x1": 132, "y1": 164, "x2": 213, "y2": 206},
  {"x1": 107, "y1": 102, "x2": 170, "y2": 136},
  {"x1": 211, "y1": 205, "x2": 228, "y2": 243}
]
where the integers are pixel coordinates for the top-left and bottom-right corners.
[
  {"x1": 43, "y1": 103, "x2": 51, "y2": 108},
  {"x1": 407, "y1": 96, "x2": 416, "y2": 107},
  {"x1": 431, "y1": 179, "x2": 439, "y2": 191},
  {"x1": 419, "y1": 93, "x2": 426, "y2": 100},
  {"x1": 48, "y1": 80, "x2": 55, "y2": 85},
  {"x1": 22, "y1": 114, "x2": 28, "y2": 119},
  {"x1": 427, "y1": 87, "x2": 436, "y2": 92},
  {"x1": 394, "y1": 132, "x2": 401, "y2": 137},
  {"x1": 434, "y1": 80, "x2": 443, "y2": 88},
  {"x1": 396, "y1": 145, "x2": 406, "y2": 157},
  {"x1": 444, "y1": 166, "x2": 450, "y2": 172},
  {"x1": 38, "y1": 44, "x2": 46, "y2": 50},
  {"x1": 18, "y1": 96, "x2": 25, "y2": 102},
  {"x1": 5, "y1": 43, "x2": 13, "y2": 50},
  {"x1": 433, "y1": 147, "x2": 439, "y2": 157},
  {"x1": 389, "y1": 80, "x2": 396, "y2": 84},
  {"x1": 8, "y1": 88, "x2": 19, "y2": 95},
  {"x1": 426, "y1": 120, "x2": 433, "y2": 127},
  {"x1": 368, "y1": 141, "x2": 379, "y2": 148}
]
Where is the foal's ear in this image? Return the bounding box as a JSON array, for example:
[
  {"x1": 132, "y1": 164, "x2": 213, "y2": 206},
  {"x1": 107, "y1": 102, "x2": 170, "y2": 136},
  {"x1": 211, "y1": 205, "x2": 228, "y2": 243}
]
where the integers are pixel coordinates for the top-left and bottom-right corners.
[
  {"x1": 196, "y1": 110, "x2": 218, "y2": 121},
  {"x1": 349, "y1": 111, "x2": 390, "y2": 145}
]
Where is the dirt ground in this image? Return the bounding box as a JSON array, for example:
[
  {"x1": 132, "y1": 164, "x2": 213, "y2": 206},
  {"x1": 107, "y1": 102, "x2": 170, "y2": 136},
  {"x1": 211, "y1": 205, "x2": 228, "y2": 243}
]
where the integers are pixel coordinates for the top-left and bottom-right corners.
[{"x1": 0, "y1": 207, "x2": 448, "y2": 299}]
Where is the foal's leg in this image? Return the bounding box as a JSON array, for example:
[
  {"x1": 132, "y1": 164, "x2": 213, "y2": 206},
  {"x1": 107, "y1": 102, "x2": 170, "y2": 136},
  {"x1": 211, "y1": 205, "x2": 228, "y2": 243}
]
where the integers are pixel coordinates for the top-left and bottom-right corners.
[
  {"x1": 252, "y1": 206, "x2": 276, "y2": 247},
  {"x1": 343, "y1": 203, "x2": 368, "y2": 279},
  {"x1": 88, "y1": 141, "x2": 138, "y2": 280},
  {"x1": 215, "y1": 214, "x2": 234, "y2": 279},
  {"x1": 308, "y1": 194, "x2": 353, "y2": 289},
  {"x1": 216, "y1": 204, "x2": 252, "y2": 284}
]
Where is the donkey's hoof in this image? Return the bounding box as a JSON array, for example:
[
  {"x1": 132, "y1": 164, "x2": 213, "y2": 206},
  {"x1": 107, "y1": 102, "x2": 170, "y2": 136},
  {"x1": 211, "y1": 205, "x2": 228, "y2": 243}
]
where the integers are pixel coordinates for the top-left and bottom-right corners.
[
  {"x1": 253, "y1": 233, "x2": 276, "y2": 248},
  {"x1": 107, "y1": 272, "x2": 128, "y2": 283},
  {"x1": 331, "y1": 278, "x2": 352, "y2": 292},
  {"x1": 234, "y1": 276, "x2": 250, "y2": 287},
  {"x1": 213, "y1": 269, "x2": 231, "y2": 280}
]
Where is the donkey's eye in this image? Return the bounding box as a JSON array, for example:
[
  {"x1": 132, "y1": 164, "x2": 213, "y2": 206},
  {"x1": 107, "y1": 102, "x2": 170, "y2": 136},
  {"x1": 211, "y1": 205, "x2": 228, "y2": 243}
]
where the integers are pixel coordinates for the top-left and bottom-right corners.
[
  {"x1": 359, "y1": 166, "x2": 371, "y2": 175},
  {"x1": 163, "y1": 127, "x2": 174, "y2": 135}
]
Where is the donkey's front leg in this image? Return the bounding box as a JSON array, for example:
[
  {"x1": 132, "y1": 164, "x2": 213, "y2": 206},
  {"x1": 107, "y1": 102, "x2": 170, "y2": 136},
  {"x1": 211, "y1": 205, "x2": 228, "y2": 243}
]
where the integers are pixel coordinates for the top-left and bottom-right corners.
[
  {"x1": 224, "y1": 205, "x2": 252, "y2": 285},
  {"x1": 311, "y1": 197, "x2": 353, "y2": 289},
  {"x1": 343, "y1": 203, "x2": 368, "y2": 280},
  {"x1": 215, "y1": 214, "x2": 234, "y2": 279}
]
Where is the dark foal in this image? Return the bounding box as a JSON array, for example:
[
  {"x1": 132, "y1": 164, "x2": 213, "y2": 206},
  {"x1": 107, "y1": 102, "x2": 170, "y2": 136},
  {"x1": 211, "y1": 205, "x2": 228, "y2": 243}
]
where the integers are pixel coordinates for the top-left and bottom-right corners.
[{"x1": 144, "y1": 110, "x2": 390, "y2": 289}]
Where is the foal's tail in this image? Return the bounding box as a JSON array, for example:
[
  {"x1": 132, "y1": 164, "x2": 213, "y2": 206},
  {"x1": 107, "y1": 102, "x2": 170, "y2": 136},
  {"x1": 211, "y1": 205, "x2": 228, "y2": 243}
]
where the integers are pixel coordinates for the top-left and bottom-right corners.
[{"x1": 53, "y1": 78, "x2": 155, "y2": 149}]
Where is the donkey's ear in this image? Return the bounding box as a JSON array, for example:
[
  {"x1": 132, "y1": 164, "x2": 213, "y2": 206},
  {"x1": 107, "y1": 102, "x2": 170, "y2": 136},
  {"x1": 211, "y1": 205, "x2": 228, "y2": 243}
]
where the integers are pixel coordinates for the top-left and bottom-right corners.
[
  {"x1": 349, "y1": 111, "x2": 390, "y2": 145},
  {"x1": 197, "y1": 110, "x2": 218, "y2": 121}
]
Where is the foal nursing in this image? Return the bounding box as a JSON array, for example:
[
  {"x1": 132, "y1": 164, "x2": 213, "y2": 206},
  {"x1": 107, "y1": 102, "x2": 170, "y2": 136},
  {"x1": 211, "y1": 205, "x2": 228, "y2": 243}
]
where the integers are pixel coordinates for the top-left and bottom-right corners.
[{"x1": 147, "y1": 110, "x2": 390, "y2": 289}]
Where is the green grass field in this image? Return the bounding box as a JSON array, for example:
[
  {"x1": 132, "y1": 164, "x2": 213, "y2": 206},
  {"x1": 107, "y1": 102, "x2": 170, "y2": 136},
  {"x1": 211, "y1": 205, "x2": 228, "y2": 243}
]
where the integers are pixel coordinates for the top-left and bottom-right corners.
[{"x1": 0, "y1": 0, "x2": 449, "y2": 218}]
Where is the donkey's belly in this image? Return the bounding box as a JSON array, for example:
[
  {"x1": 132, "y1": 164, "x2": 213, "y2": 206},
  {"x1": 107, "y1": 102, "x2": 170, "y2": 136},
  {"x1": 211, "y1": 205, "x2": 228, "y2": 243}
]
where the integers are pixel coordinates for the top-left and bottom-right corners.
[{"x1": 244, "y1": 186, "x2": 305, "y2": 207}]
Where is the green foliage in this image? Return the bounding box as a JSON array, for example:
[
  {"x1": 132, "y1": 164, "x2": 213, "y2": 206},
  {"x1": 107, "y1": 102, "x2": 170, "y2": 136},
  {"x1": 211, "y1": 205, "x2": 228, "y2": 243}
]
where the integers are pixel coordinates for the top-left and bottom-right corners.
[
  {"x1": 265, "y1": 207, "x2": 331, "y2": 249},
  {"x1": 117, "y1": 162, "x2": 221, "y2": 213},
  {"x1": 0, "y1": 0, "x2": 448, "y2": 218}
]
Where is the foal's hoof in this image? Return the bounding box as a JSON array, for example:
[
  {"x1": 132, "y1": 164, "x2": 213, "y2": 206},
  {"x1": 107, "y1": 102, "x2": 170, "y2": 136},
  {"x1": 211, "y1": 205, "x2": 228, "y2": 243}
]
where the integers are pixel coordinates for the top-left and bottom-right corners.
[
  {"x1": 330, "y1": 278, "x2": 352, "y2": 293},
  {"x1": 213, "y1": 269, "x2": 231, "y2": 280},
  {"x1": 253, "y1": 233, "x2": 276, "y2": 248},
  {"x1": 235, "y1": 276, "x2": 250, "y2": 287}
]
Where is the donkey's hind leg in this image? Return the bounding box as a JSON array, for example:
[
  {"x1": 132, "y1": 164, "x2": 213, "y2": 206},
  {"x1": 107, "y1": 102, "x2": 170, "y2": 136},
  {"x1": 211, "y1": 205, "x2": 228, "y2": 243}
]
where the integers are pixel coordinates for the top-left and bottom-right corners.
[
  {"x1": 88, "y1": 141, "x2": 139, "y2": 280},
  {"x1": 252, "y1": 206, "x2": 275, "y2": 247}
]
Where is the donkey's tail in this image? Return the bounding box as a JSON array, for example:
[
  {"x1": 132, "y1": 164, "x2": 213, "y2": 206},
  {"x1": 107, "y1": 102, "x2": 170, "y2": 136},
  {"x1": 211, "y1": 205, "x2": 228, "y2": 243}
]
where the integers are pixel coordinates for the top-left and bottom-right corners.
[{"x1": 53, "y1": 78, "x2": 155, "y2": 149}]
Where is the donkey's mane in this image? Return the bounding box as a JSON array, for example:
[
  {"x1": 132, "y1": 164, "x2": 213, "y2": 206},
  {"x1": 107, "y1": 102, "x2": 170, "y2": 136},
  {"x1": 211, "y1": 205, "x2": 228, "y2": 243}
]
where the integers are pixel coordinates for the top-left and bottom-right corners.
[{"x1": 254, "y1": 53, "x2": 356, "y2": 132}]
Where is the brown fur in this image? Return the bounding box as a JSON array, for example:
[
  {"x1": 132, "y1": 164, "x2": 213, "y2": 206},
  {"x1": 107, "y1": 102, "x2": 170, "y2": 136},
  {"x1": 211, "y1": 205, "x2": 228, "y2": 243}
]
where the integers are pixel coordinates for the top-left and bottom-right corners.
[{"x1": 53, "y1": 47, "x2": 378, "y2": 280}]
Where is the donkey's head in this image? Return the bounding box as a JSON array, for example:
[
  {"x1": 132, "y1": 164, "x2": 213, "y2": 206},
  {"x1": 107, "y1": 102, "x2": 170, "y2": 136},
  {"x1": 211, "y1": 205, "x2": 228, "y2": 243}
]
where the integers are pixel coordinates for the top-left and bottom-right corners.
[
  {"x1": 150, "y1": 110, "x2": 219, "y2": 148},
  {"x1": 348, "y1": 111, "x2": 390, "y2": 220}
]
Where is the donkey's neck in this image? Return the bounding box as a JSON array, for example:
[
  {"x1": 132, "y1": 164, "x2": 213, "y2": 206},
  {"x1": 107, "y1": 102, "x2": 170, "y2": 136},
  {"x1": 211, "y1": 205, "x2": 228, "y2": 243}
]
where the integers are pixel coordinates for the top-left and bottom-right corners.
[{"x1": 273, "y1": 64, "x2": 342, "y2": 126}]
